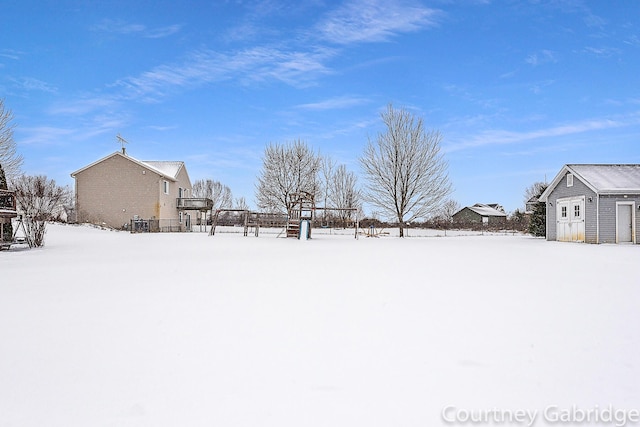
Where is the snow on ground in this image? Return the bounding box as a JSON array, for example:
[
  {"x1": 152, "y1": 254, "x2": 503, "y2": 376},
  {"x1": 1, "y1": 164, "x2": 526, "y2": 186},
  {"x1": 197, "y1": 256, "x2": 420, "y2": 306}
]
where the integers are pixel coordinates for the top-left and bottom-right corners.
[{"x1": 1, "y1": 224, "x2": 638, "y2": 427}]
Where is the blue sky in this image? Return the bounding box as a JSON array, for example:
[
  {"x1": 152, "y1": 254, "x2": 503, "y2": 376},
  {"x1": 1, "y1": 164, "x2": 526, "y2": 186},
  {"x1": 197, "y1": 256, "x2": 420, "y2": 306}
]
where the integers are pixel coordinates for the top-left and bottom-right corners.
[{"x1": 2, "y1": 0, "x2": 639, "y2": 213}]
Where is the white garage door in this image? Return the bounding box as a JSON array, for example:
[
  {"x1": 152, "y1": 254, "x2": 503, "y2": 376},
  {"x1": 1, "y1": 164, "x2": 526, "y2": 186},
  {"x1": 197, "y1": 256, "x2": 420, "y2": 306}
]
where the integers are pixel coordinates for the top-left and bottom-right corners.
[{"x1": 556, "y1": 196, "x2": 585, "y2": 242}]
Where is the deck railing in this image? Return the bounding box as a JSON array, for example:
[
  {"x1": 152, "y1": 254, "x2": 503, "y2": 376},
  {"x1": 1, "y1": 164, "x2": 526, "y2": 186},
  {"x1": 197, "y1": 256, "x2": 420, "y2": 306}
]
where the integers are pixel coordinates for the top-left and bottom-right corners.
[
  {"x1": 0, "y1": 189, "x2": 17, "y2": 213},
  {"x1": 176, "y1": 198, "x2": 213, "y2": 210}
]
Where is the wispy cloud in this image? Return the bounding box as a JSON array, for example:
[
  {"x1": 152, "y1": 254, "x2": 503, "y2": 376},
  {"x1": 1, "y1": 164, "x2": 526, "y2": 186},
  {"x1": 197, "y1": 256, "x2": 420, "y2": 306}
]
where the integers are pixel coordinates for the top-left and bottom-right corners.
[
  {"x1": 21, "y1": 109, "x2": 130, "y2": 145},
  {"x1": 50, "y1": 43, "x2": 337, "y2": 120},
  {"x1": 0, "y1": 49, "x2": 22, "y2": 60},
  {"x1": 11, "y1": 77, "x2": 57, "y2": 93},
  {"x1": 296, "y1": 96, "x2": 369, "y2": 110},
  {"x1": 146, "y1": 124, "x2": 178, "y2": 132},
  {"x1": 529, "y1": 79, "x2": 555, "y2": 95},
  {"x1": 624, "y1": 35, "x2": 640, "y2": 47},
  {"x1": 49, "y1": 97, "x2": 118, "y2": 115},
  {"x1": 92, "y1": 19, "x2": 182, "y2": 38},
  {"x1": 446, "y1": 113, "x2": 640, "y2": 152},
  {"x1": 580, "y1": 46, "x2": 621, "y2": 58},
  {"x1": 17, "y1": 126, "x2": 75, "y2": 145},
  {"x1": 316, "y1": 0, "x2": 441, "y2": 44},
  {"x1": 525, "y1": 49, "x2": 557, "y2": 66},
  {"x1": 111, "y1": 46, "x2": 336, "y2": 101}
]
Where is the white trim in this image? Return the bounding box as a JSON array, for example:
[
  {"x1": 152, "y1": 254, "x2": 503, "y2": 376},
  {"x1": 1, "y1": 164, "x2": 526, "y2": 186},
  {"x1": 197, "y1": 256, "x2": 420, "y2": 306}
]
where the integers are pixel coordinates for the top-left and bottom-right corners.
[
  {"x1": 615, "y1": 201, "x2": 636, "y2": 244},
  {"x1": 539, "y1": 165, "x2": 601, "y2": 202},
  {"x1": 596, "y1": 194, "x2": 600, "y2": 244}
]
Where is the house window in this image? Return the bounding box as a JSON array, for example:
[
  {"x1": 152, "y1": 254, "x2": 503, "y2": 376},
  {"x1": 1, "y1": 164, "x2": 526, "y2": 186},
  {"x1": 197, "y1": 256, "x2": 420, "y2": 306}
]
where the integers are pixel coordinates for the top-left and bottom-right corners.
[
  {"x1": 574, "y1": 204, "x2": 580, "y2": 218},
  {"x1": 179, "y1": 212, "x2": 183, "y2": 223},
  {"x1": 163, "y1": 180, "x2": 169, "y2": 194},
  {"x1": 561, "y1": 206, "x2": 567, "y2": 218},
  {"x1": 567, "y1": 173, "x2": 574, "y2": 187}
]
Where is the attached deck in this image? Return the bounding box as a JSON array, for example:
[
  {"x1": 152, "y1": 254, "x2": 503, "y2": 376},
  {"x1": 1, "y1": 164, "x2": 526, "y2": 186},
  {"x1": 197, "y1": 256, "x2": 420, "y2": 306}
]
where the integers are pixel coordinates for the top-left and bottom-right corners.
[
  {"x1": 0, "y1": 189, "x2": 17, "y2": 215},
  {"x1": 176, "y1": 198, "x2": 214, "y2": 210},
  {"x1": 1, "y1": 189, "x2": 18, "y2": 249}
]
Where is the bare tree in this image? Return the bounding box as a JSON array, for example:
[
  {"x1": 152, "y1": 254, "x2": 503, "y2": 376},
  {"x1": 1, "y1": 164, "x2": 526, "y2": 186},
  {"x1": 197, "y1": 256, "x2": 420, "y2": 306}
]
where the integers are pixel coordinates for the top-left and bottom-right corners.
[
  {"x1": 12, "y1": 175, "x2": 70, "y2": 247},
  {"x1": 329, "y1": 164, "x2": 361, "y2": 227},
  {"x1": 192, "y1": 179, "x2": 233, "y2": 210},
  {"x1": 524, "y1": 181, "x2": 547, "y2": 204},
  {"x1": 255, "y1": 140, "x2": 321, "y2": 215},
  {"x1": 234, "y1": 196, "x2": 250, "y2": 211},
  {"x1": 0, "y1": 99, "x2": 23, "y2": 181},
  {"x1": 319, "y1": 155, "x2": 336, "y2": 224},
  {"x1": 360, "y1": 104, "x2": 452, "y2": 237},
  {"x1": 438, "y1": 199, "x2": 461, "y2": 224}
]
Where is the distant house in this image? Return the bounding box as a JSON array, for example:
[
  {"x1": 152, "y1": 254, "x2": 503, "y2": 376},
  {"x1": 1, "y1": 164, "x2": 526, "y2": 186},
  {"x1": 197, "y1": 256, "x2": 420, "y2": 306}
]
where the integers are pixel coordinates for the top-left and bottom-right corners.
[
  {"x1": 71, "y1": 150, "x2": 202, "y2": 230},
  {"x1": 525, "y1": 196, "x2": 539, "y2": 214},
  {"x1": 452, "y1": 203, "x2": 507, "y2": 227},
  {"x1": 538, "y1": 164, "x2": 640, "y2": 244}
]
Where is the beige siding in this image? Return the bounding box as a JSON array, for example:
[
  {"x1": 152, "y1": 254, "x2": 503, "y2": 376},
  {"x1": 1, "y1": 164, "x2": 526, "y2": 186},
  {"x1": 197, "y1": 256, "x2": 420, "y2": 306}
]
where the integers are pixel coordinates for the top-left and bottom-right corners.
[
  {"x1": 75, "y1": 154, "x2": 163, "y2": 228},
  {"x1": 157, "y1": 164, "x2": 193, "y2": 222}
]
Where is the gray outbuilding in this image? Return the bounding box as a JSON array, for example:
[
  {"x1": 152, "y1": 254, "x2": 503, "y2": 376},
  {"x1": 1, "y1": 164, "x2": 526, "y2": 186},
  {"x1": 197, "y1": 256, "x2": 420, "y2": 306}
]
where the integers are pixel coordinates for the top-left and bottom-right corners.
[
  {"x1": 538, "y1": 164, "x2": 640, "y2": 244},
  {"x1": 452, "y1": 203, "x2": 507, "y2": 227}
]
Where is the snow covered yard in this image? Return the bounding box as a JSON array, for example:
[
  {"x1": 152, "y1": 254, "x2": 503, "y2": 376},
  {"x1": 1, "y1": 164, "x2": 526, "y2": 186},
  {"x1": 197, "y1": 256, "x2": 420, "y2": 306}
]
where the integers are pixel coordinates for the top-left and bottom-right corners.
[{"x1": 1, "y1": 224, "x2": 638, "y2": 427}]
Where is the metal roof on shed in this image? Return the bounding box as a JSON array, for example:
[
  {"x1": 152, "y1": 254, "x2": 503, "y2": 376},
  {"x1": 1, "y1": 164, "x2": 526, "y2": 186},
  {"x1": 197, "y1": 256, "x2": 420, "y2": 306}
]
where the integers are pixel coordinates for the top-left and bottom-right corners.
[
  {"x1": 569, "y1": 164, "x2": 640, "y2": 193},
  {"x1": 539, "y1": 164, "x2": 640, "y2": 201}
]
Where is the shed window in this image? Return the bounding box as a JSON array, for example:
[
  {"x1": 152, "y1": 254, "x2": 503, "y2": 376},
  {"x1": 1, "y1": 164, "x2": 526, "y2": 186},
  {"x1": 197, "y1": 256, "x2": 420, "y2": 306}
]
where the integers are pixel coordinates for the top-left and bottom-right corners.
[
  {"x1": 163, "y1": 180, "x2": 169, "y2": 194},
  {"x1": 574, "y1": 204, "x2": 580, "y2": 218},
  {"x1": 561, "y1": 206, "x2": 567, "y2": 218},
  {"x1": 567, "y1": 173, "x2": 574, "y2": 187}
]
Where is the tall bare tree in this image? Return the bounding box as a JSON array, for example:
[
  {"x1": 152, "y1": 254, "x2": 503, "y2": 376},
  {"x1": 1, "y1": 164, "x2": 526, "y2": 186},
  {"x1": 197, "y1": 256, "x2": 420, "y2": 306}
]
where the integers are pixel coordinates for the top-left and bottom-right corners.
[
  {"x1": 524, "y1": 181, "x2": 547, "y2": 204},
  {"x1": 360, "y1": 104, "x2": 452, "y2": 237},
  {"x1": 234, "y1": 196, "x2": 250, "y2": 211},
  {"x1": 438, "y1": 199, "x2": 461, "y2": 224},
  {"x1": 192, "y1": 179, "x2": 233, "y2": 210},
  {"x1": 329, "y1": 164, "x2": 361, "y2": 227},
  {"x1": 255, "y1": 140, "x2": 321, "y2": 214},
  {"x1": 12, "y1": 175, "x2": 70, "y2": 247},
  {"x1": 319, "y1": 155, "x2": 336, "y2": 224},
  {"x1": 0, "y1": 99, "x2": 23, "y2": 181}
]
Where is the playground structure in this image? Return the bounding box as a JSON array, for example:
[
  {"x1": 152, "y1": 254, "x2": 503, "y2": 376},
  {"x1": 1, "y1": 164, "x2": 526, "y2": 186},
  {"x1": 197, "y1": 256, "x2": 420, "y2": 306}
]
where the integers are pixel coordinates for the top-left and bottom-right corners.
[
  {"x1": 208, "y1": 191, "x2": 359, "y2": 239},
  {"x1": 208, "y1": 209, "x2": 284, "y2": 237},
  {"x1": 286, "y1": 191, "x2": 315, "y2": 239},
  {"x1": 124, "y1": 193, "x2": 359, "y2": 238},
  {"x1": 0, "y1": 189, "x2": 30, "y2": 250}
]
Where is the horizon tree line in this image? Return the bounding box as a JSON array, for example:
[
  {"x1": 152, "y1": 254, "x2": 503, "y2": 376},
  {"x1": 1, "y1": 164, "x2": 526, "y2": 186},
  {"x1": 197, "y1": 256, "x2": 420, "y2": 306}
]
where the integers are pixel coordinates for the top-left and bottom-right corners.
[{"x1": 5, "y1": 97, "x2": 545, "y2": 241}]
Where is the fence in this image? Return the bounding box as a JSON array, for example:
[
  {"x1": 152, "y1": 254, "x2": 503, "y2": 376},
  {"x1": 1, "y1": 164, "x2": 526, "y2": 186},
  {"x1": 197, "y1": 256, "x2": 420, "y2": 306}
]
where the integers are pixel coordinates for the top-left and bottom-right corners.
[{"x1": 129, "y1": 218, "x2": 187, "y2": 233}]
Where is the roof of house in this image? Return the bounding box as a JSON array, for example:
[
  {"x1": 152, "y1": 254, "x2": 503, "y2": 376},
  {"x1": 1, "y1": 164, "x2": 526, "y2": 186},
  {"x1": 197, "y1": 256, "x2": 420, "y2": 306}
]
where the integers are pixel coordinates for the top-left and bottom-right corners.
[
  {"x1": 70, "y1": 152, "x2": 185, "y2": 182},
  {"x1": 143, "y1": 161, "x2": 184, "y2": 179},
  {"x1": 455, "y1": 203, "x2": 507, "y2": 217},
  {"x1": 539, "y1": 164, "x2": 640, "y2": 201}
]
